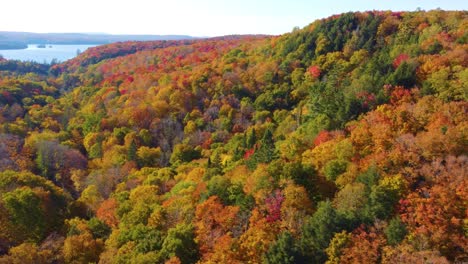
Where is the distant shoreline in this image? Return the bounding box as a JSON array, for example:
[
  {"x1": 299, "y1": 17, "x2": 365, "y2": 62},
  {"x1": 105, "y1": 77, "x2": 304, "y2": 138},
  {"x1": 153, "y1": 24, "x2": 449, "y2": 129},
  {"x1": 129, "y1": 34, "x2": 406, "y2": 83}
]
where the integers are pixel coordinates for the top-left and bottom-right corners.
[
  {"x1": 0, "y1": 43, "x2": 99, "y2": 64},
  {"x1": 0, "y1": 42, "x2": 28, "y2": 50},
  {"x1": 0, "y1": 43, "x2": 100, "y2": 51},
  {"x1": 0, "y1": 31, "x2": 196, "y2": 50}
]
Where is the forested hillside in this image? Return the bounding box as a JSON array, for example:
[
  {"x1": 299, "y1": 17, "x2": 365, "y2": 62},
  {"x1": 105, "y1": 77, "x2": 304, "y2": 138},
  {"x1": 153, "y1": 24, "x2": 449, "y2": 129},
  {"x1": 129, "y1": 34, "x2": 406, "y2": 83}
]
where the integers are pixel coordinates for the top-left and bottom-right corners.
[{"x1": 0, "y1": 10, "x2": 466, "y2": 263}]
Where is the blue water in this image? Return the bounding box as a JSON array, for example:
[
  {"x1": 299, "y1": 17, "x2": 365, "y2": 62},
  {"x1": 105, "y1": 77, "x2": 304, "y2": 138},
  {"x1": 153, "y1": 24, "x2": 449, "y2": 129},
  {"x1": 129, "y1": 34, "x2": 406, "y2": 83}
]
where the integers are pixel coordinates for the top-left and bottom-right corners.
[{"x1": 0, "y1": 44, "x2": 98, "y2": 63}]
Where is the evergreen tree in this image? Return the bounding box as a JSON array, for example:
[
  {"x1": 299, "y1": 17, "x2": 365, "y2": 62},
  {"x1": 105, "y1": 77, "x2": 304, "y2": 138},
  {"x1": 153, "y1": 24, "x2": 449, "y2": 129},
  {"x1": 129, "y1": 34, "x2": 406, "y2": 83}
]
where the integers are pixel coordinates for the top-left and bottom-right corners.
[
  {"x1": 204, "y1": 153, "x2": 223, "y2": 180},
  {"x1": 246, "y1": 128, "x2": 277, "y2": 169},
  {"x1": 385, "y1": 217, "x2": 407, "y2": 246},
  {"x1": 256, "y1": 128, "x2": 277, "y2": 163},
  {"x1": 160, "y1": 224, "x2": 199, "y2": 264},
  {"x1": 300, "y1": 200, "x2": 344, "y2": 263},
  {"x1": 127, "y1": 140, "x2": 137, "y2": 162},
  {"x1": 264, "y1": 232, "x2": 300, "y2": 264},
  {"x1": 246, "y1": 128, "x2": 257, "y2": 149}
]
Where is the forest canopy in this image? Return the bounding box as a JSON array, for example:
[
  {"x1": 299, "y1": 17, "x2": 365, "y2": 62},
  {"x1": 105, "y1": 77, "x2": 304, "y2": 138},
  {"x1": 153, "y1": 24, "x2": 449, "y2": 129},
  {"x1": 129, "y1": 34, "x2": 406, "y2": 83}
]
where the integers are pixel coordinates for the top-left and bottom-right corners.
[{"x1": 0, "y1": 10, "x2": 466, "y2": 264}]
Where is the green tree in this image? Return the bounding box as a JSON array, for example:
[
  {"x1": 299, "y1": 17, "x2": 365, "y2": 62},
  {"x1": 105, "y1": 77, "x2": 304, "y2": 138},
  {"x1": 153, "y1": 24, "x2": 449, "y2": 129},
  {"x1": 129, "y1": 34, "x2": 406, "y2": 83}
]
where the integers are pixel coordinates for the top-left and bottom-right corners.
[
  {"x1": 323, "y1": 159, "x2": 349, "y2": 182},
  {"x1": 2, "y1": 188, "x2": 45, "y2": 242},
  {"x1": 246, "y1": 128, "x2": 257, "y2": 149},
  {"x1": 88, "y1": 217, "x2": 111, "y2": 239},
  {"x1": 388, "y1": 61, "x2": 417, "y2": 88},
  {"x1": 356, "y1": 164, "x2": 380, "y2": 190},
  {"x1": 301, "y1": 200, "x2": 343, "y2": 262},
  {"x1": 170, "y1": 144, "x2": 202, "y2": 165},
  {"x1": 385, "y1": 216, "x2": 407, "y2": 246},
  {"x1": 204, "y1": 152, "x2": 223, "y2": 179},
  {"x1": 246, "y1": 128, "x2": 278, "y2": 169},
  {"x1": 117, "y1": 224, "x2": 164, "y2": 254},
  {"x1": 308, "y1": 66, "x2": 348, "y2": 128},
  {"x1": 205, "y1": 175, "x2": 231, "y2": 204},
  {"x1": 264, "y1": 232, "x2": 300, "y2": 264},
  {"x1": 137, "y1": 146, "x2": 161, "y2": 167},
  {"x1": 127, "y1": 139, "x2": 137, "y2": 162},
  {"x1": 365, "y1": 175, "x2": 406, "y2": 221},
  {"x1": 160, "y1": 224, "x2": 199, "y2": 264}
]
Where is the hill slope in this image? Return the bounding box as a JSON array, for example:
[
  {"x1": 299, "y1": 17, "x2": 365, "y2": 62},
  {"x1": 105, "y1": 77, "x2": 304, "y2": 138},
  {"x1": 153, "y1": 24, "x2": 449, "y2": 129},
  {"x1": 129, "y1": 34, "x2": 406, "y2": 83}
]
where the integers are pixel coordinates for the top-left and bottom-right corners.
[{"x1": 0, "y1": 10, "x2": 466, "y2": 263}]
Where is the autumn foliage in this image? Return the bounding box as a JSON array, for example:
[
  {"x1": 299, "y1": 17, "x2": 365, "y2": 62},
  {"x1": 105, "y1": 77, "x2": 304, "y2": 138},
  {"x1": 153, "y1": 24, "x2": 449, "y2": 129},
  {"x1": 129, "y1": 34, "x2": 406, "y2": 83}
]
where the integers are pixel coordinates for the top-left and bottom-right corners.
[{"x1": 0, "y1": 10, "x2": 467, "y2": 263}]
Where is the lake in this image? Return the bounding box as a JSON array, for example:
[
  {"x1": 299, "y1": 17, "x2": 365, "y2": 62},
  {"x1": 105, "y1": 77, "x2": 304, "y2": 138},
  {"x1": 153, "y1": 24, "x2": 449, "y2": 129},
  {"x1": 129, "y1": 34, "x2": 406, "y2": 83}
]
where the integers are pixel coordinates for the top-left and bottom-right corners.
[{"x1": 0, "y1": 44, "x2": 98, "y2": 64}]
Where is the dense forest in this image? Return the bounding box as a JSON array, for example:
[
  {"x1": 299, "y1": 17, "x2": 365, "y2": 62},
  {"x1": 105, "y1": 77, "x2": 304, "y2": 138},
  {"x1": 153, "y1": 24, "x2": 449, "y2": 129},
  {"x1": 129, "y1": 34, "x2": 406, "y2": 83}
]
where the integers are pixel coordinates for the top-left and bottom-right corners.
[{"x1": 0, "y1": 10, "x2": 466, "y2": 264}]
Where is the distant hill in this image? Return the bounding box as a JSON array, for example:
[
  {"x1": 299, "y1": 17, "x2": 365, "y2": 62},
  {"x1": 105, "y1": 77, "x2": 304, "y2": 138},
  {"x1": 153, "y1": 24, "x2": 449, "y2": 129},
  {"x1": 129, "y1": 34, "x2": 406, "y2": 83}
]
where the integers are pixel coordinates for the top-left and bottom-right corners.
[{"x1": 0, "y1": 31, "x2": 196, "y2": 49}]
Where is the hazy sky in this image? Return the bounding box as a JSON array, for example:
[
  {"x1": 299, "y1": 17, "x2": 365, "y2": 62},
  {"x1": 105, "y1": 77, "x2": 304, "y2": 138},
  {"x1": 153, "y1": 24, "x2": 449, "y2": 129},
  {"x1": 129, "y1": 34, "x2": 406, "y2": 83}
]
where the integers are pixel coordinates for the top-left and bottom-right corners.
[{"x1": 2, "y1": 0, "x2": 466, "y2": 36}]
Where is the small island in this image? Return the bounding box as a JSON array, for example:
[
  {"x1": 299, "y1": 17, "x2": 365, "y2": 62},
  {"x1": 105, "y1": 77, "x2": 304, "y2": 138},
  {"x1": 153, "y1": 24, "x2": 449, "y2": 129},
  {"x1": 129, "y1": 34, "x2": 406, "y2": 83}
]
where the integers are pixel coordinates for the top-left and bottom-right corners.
[{"x1": 37, "y1": 44, "x2": 46, "y2": 48}]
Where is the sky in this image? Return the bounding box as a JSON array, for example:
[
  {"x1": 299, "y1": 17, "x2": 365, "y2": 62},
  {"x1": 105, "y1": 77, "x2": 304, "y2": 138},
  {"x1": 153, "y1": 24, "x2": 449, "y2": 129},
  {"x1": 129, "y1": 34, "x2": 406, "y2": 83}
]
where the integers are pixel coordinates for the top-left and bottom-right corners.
[{"x1": 1, "y1": 0, "x2": 466, "y2": 37}]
